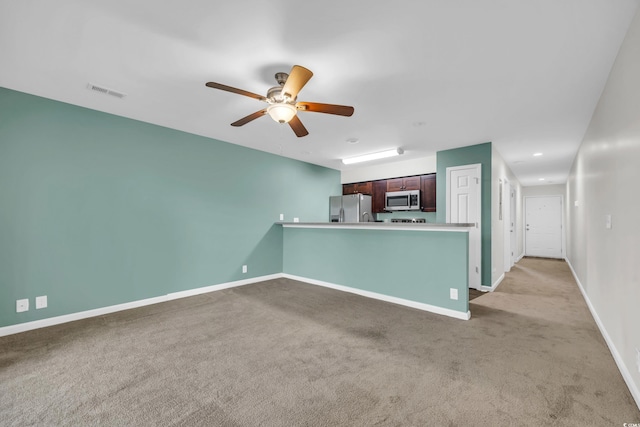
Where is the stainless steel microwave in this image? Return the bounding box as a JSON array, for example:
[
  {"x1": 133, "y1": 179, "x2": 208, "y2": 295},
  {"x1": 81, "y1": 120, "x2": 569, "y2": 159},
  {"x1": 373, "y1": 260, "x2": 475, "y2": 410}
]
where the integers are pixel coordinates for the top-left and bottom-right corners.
[{"x1": 385, "y1": 190, "x2": 420, "y2": 211}]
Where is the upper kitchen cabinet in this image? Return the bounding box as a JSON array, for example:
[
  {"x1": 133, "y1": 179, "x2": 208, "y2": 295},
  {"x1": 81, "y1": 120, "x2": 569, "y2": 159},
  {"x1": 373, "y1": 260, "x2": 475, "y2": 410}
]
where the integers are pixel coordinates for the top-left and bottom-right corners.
[
  {"x1": 421, "y1": 174, "x2": 436, "y2": 212},
  {"x1": 343, "y1": 174, "x2": 436, "y2": 213},
  {"x1": 387, "y1": 176, "x2": 420, "y2": 192},
  {"x1": 372, "y1": 180, "x2": 387, "y2": 213},
  {"x1": 342, "y1": 181, "x2": 373, "y2": 195}
]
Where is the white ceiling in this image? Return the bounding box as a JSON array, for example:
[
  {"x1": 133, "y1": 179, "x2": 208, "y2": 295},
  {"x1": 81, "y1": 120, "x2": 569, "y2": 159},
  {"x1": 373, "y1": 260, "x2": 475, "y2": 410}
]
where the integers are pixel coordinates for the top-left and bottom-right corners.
[{"x1": 1, "y1": 0, "x2": 637, "y2": 186}]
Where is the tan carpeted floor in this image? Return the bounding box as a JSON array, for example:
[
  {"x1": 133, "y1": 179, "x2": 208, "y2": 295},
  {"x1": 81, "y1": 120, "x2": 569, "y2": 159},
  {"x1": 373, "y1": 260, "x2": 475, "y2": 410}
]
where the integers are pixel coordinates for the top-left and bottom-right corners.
[{"x1": 1, "y1": 257, "x2": 639, "y2": 426}]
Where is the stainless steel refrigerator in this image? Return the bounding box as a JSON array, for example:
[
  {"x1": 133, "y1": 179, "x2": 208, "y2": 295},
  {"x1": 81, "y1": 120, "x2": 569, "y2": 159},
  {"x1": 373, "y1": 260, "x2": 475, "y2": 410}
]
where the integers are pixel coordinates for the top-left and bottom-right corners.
[{"x1": 329, "y1": 194, "x2": 373, "y2": 222}]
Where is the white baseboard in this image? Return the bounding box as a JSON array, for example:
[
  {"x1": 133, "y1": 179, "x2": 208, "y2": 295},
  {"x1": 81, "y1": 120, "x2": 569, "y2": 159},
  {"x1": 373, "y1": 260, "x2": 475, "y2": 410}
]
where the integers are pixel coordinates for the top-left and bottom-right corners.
[
  {"x1": 516, "y1": 252, "x2": 525, "y2": 262},
  {"x1": 482, "y1": 273, "x2": 505, "y2": 292},
  {"x1": 166, "y1": 274, "x2": 282, "y2": 300},
  {"x1": 565, "y1": 258, "x2": 640, "y2": 411},
  {"x1": 0, "y1": 274, "x2": 282, "y2": 338},
  {"x1": 282, "y1": 273, "x2": 471, "y2": 321}
]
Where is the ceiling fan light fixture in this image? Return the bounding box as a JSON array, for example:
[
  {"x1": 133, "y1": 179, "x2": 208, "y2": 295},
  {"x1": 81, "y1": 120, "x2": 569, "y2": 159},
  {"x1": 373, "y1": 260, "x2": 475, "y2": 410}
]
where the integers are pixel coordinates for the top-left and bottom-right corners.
[
  {"x1": 206, "y1": 65, "x2": 353, "y2": 137},
  {"x1": 342, "y1": 148, "x2": 404, "y2": 165},
  {"x1": 267, "y1": 103, "x2": 297, "y2": 123}
]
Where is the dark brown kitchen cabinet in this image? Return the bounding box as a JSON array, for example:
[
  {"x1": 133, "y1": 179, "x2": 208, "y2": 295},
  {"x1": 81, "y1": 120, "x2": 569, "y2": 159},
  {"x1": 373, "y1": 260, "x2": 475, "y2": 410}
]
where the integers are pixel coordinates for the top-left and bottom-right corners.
[
  {"x1": 342, "y1": 183, "x2": 356, "y2": 195},
  {"x1": 342, "y1": 174, "x2": 435, "y2": 213},
  {"x1": 342, "y1": 181, "x2": 372, "y2": 195},
  {"x1": 387, "y1": 176, "x2": 420, "y2": 192},
  {"x1": 372, "y1": 180, "x2": 387, "y2": 213},
  {"x1": 421, "y1": 173, "x2": 436, "y2": 212}
]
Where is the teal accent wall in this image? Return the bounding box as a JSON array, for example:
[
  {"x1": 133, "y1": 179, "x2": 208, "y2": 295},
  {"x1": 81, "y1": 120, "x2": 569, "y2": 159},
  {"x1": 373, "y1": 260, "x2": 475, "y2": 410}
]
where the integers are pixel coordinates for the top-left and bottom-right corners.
[
  {"x1": 0, "y1": 87, "x2": 341, "y2": 327},
  {"x1": 436, "y1": 142, "x2": 492, "y2": 287},
  {"x1": 283, "y1": 227, "x2": 469, "y2": 314}
]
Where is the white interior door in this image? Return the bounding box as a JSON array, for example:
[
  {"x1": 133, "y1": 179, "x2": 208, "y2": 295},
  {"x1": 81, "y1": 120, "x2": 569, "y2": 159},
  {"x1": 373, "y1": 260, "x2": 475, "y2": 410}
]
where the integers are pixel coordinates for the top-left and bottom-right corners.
[
  {"x1": 525, "y1": 196, "x2": 563, "y2": 258},
  {"x1": 447, "y1": 164, "x2": 481, "y2": 290}
]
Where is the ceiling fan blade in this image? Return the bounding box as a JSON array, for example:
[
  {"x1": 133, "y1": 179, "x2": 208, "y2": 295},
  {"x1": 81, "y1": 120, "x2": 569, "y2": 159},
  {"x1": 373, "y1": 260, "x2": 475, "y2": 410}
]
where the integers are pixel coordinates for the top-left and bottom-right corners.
[
  {"x1": 206, "y1": 82, "x2": 267, "y2": 102},
  {"x1": 231, "y1": 109, "x2": 268, "y2": 127},
  {"x1": 281, "y1": 65, "x2": 313, "y2": 100},
  {"x1": 288, "y1": 115, "x2": 309, "y2": 137},
  {"x1": 296, "y1": 102, "x2": 354, "y2": 117}
]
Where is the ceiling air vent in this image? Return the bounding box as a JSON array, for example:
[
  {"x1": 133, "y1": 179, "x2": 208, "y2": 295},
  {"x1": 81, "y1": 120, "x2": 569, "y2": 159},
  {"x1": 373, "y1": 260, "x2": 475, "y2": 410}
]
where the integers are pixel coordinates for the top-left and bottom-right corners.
[{"x1": 87, "y1": 83, "x2": 126, "y2": 99}]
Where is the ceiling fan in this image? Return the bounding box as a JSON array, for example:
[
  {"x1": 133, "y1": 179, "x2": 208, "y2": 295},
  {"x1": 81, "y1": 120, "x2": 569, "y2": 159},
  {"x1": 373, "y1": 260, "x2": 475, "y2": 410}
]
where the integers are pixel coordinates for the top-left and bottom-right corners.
[{"x1": 205, "y1": 65, "x2": 354, "y2": 137}]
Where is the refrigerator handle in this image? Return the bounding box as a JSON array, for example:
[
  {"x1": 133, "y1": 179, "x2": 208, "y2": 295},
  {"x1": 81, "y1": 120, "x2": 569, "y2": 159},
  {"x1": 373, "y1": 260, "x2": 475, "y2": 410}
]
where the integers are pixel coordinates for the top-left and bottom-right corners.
[{"x1": 339, "y1": 207, "x2": 344, "y2": 223}]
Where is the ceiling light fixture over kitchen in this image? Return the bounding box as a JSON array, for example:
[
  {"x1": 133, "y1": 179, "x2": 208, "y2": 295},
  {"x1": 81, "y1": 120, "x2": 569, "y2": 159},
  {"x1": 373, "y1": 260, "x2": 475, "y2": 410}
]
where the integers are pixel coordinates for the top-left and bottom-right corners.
[{"x1": 342, "y1": 148, "x2": 404, "y2": 165}]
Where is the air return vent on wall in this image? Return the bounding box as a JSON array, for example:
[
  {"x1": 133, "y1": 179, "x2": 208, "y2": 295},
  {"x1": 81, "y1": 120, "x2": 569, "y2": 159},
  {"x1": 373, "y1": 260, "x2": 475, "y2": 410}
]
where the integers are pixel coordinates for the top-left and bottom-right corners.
[{"x1": 87, "y1": 83, "x2": 126, "y2": 99}]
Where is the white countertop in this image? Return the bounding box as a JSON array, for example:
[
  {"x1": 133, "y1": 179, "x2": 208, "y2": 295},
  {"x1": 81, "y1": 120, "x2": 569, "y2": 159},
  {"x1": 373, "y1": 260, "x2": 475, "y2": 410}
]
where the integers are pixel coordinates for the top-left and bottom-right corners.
[{"x1": 276, "y1": 222, "x2": 474, "y2": 232}]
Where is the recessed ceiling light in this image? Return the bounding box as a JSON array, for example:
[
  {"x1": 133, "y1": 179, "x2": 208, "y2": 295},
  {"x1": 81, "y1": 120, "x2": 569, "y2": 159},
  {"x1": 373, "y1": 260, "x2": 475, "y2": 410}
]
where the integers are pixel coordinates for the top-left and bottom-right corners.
[
  {"x1": 346, "y1": 138, "x2": 359, "y2": 144},
  {"x1": 539, "y1": 178, "x2": 545, "y2": 181},
  {"x1": 412, "y1": 121, "x2": 427, "y2": 127},
  {"x1": 533, "y1": 152, "x2": 543, "y2": 157}
]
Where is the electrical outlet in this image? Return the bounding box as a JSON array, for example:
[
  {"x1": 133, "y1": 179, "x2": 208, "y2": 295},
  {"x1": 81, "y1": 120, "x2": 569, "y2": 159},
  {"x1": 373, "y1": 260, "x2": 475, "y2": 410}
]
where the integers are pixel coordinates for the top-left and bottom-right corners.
[
  {"x1": 450, "y1": 288, "x2": 458, "y2": 300},
  {"x1": 16, "y1": 299, "x2": 29, "y2": 313},
  {"x1": 293, "y1": 217, "x2": 299, "y2": 223},
  {"x1": 36, "y1": 295, "x2": 47, "y2": 309},
  {"x1": 279, "y1": 213, "x2": 284, "y2": 221},
  {"x1": 242, "y1": 265, "x2": 247, "y2": 274},
  {"x1": 605, "y1": 214, "x2": 612, "y2": 229}
]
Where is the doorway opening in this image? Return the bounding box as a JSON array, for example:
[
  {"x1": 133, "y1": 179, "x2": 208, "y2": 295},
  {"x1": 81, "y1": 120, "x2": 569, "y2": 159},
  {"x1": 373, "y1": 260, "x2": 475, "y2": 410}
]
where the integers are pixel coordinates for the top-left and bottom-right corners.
[{"x1": 524, "y1": 195, "x2": 563, "y2": 259}]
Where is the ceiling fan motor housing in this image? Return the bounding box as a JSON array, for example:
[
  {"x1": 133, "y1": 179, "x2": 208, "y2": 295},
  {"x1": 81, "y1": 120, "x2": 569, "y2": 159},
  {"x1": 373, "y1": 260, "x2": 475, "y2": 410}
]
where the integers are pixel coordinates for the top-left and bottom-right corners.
[{"x1": 267, "y1": 86, "x2": 289, "y2": 103}]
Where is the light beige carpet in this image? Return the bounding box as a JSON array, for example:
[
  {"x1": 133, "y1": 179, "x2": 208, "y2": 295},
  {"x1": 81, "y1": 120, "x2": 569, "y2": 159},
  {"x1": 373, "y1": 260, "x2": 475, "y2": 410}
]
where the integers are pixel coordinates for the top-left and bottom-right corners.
[{"x1": 1, "y1": 257, "x2": 638, "y2": 426}]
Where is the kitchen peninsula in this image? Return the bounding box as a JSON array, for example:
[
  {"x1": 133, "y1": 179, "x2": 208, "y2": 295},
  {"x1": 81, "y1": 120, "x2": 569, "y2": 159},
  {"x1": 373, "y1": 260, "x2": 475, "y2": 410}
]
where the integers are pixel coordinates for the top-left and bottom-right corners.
[{"x1": 278, "y1": 221, "x2": 473, "y2": 320}]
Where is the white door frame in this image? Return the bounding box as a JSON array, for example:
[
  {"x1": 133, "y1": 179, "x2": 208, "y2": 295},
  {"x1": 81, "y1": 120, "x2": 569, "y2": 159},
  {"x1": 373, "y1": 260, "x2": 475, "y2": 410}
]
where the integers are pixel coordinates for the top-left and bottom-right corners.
[
  {"x1": 523, "y1": 195, "x2": 564, "y2": 259},
  {"x1": 503, "y1": 179, "x2": 511, "y2": 273},
  {"x1": 446, "y1": 163, "x2": 482, "y2": 290},
  {"x1": 510, "y1": 186, "x2": 517, "y2": 267}
]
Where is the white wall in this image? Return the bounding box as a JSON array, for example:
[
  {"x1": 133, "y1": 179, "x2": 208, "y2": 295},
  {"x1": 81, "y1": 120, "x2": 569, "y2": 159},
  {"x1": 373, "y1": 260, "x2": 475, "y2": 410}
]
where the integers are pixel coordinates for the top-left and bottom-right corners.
[
  {"x1": 522, "y1": 184, "x2": 566, "y2": 198},
  {"x1": 566, "y1": 8, "x2": 640, "y2": 409},
  {"x1": 491, "y1": 145, "x2": 522, "y2": 288},
  {"x1": 341, "y1": 155, "x2": 436, "y2": 183}
]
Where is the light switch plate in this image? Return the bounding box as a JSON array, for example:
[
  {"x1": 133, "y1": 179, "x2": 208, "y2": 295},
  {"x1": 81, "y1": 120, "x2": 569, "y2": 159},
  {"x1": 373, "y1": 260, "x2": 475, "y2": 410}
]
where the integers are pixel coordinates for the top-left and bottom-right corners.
[
  {"x1": 605, "y1": 214, "x2": 612, "y2": 229},
  {"x1": 293, "y1": 217, "x2": 299, "y2": 223},
  {"x1": 450, "y1": 288, "x2": 458, "y2": 300},
  {"x1": 36, "y1": 295, "x2": 47, "y2": 309},
  {"x1": 279, "y1": 213, "x2": 284, "y2": 221},
  {"x1": 16, "y1": 299, "x2": 29, "y2": 313}
]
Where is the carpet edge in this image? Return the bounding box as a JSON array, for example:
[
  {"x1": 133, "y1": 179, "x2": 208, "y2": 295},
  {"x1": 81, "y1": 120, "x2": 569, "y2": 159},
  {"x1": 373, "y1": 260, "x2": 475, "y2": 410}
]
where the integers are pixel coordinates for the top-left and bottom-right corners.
[
  {"x1": 0, "y1": 274, "x2": 283, "y2": 338},
  {"x1": 566, "y1": 257, "x2": 640, "y2": 411},
  {"x1": 282, "y1": 273, "x2": 471, "y2": 320}
]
